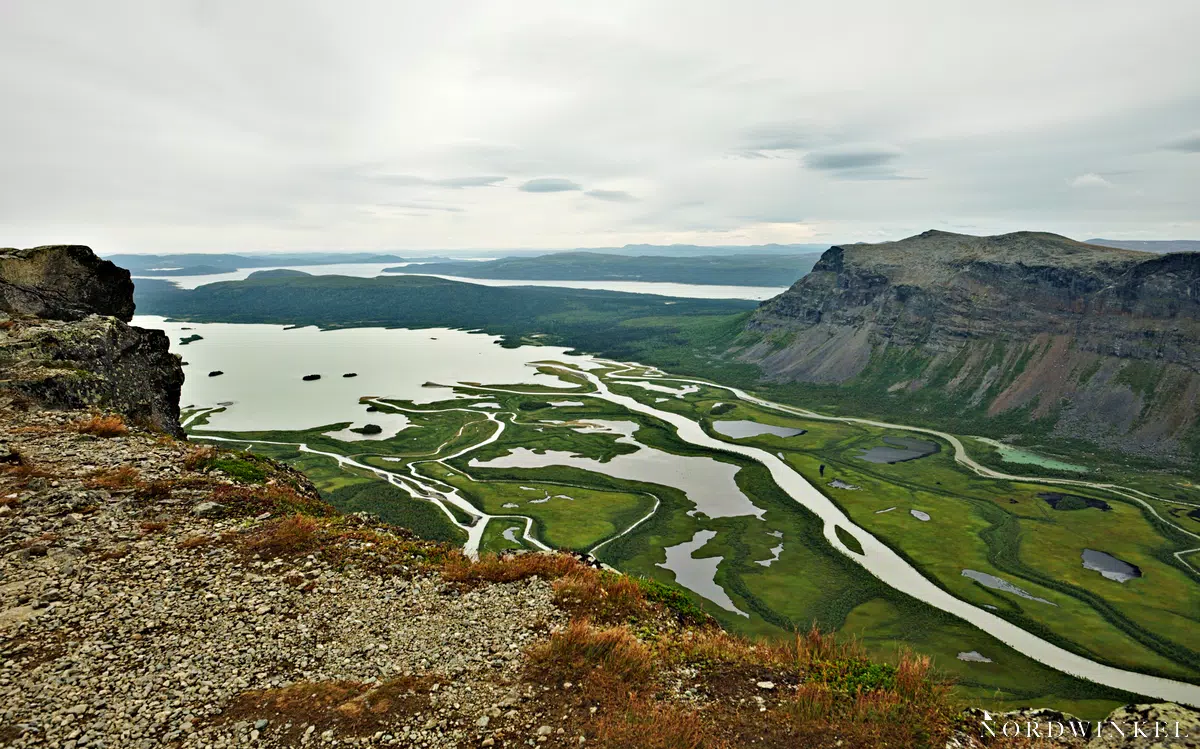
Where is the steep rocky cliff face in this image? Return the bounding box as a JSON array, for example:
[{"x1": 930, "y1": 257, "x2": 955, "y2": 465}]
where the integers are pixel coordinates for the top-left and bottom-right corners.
[
  {"x1": 0, "y1": 245, "x2": 183, "y2": 436},
  {"x1": 738, "y1": 230, "x2": 1200, "y2": 461},
  {"x1": 0, "y1": 245, "x2": 135, "y2": 322}
]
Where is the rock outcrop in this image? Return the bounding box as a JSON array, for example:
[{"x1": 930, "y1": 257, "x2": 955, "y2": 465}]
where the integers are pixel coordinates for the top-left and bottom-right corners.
[
  {"x1": 0, "y1": 245, "x2": 135, "y2": 322},
  {"x1": 0, "y1": 245, "x2": 183, "y2": 436},
  {"x1": 739, "y1": 230, "x2": 1200, "y2": 461}
]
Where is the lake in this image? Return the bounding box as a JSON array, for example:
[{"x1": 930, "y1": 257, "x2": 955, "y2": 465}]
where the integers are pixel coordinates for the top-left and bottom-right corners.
[
  {"x1": 135, "y1": 266, "x2": 787, "y2": 301},
  {"x1": 133, "y1": 316, "x2": 583, "y2": 434}
]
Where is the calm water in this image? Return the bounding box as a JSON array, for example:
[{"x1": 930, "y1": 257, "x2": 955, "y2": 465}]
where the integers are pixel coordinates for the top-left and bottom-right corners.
[
  {"x1": 973, "y1": 437, "x2": 1089, "y2": 473},
  {"x1": 134, "y1": 316, "x2": 581, "y2": 434},
  {"x1": 468, "y1": 419, "x2": 762, "y2": 519},
  {"x1": 657, "y1": 530, "x2": 747, "y2": 616},
  {"x1": 134, "y1": 262, "x2": 415, "y2": 288},
  {"x1": 858, "y1": 436, "x2": 940, "y2": 464},
  {"x1": 962, "y1": 569, "x2": 1055, "y2": 605},
  {"x1": 713, "y1": 420, "x2": 805, "y2": 439},
  {"x1": 137, "y1": 265, "x2": 786, "y2": 300},
  {"x1": 1082, "y1": 549, "x2": 1143, "y2": 583}
]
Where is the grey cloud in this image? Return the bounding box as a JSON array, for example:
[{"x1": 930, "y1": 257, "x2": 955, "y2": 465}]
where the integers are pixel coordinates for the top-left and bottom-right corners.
[
  {"x1": 519, "y1": 178, "x2": 582, "y2": 193},
  {"x1": 585, "y1": 189, "x2": 637, "y2": 202},
  {"x1": 804, "y1": 147, "x2": 901, "y2": 171},
  {"x1": 379, "y1": 174, "x2": 506, "y2": 189},
  {"x1": 735, "y1": 123, "x2": 815, "y2": 158},
  {"x1": 1163, "y1": 133, "x2": 1200, "y2": 152}
]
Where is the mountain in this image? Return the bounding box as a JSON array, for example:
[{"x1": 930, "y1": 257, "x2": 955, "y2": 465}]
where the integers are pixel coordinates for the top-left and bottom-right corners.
[
  {"x1": 736, "y1": 230, "x2": 1200, "y2": 461},
  {"x1": 394, "y1": 251, "x2": 822, "y2": 287},
  {"x1": 1088, "y1": 239, "x2": 1200, "y2": 254}
]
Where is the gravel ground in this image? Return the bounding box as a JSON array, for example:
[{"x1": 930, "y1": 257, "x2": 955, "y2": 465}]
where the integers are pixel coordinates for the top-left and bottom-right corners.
[{"x1": 0, "y1": 410, "x2": 572, "y2": 748}]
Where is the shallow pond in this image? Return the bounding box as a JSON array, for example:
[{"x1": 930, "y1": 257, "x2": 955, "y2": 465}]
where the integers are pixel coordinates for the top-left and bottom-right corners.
[
  {"x1": 1082, "y1": 549, "x2": 1143, "y2": 583},
  {"x1": 858, "y1": 436, "x2": 940, "y2": 464},
  {"x1": 973, "y1": 437, "x2": 1089, "y2": 473},
  {"x1": 712, "y1": 420, "x2": 806, "y2": 439},
  {"x1": 657, "y1": 530, "x2": 748, "y2": 616},
  {"x1": 469, "y1": 420, "x2": 762, "y2": 518},
  {"x1": 962, "y1": 569, "x2": 1055, "y2": 605}
]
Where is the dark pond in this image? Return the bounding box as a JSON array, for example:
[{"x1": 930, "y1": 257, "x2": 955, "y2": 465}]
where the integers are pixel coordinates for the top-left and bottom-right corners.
[
  {"x1": 1081, "y1": 549, "x2": 1142, "y2": 582},
  {"x1": 1039, "y1": 492, "x2": 1111, "y2": 512},
  {"x1": 858, "y1": 436, "x2": 940, "y2": 464},
  {"x1": 713, "y1": 420, "x2": 806, "y2": 439}
]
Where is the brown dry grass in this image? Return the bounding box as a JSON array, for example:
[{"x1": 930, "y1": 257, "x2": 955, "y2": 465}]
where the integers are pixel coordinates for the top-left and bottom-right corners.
[
  {"x1": 441, "y1": 551, "x2": 583, "y2": 584},
  {"x1": 73, "y1": 413, "x2": 129, "y2": 438},
  {"x1": 592, "y1": 698, "x2": 721, "y2": 749},
  {"x1": 526, "y1": 621, "x2": 657, "y2": 696},
  {"x1": 552, "y1": 569, "x2": 651, "y2": 623},
  {"x1": 243, "y1": 514, "x2": 322, "y2": 559},
  {"x1": 215, "y1": 677, "x2": 438, "y2": 742},
  {"x1": 182, "y1": 445, "x2": 217, "y2": 471},
  {"x1": 139, "y1": 521, "x2": 168, "y2": 534},
  {"x1": 177, "y1": 534, "x2": 213, "y2": 550},
  {"x1": 86, "y1": 465, "x2": 140, "y2": 490},
  {"x1": 210, "y1": 483, "x2": 336, "y2": 518}
]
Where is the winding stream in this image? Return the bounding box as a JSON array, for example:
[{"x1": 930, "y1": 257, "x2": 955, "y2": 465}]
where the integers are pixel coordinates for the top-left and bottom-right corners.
[{"x1": 576, "y1": 362, "x2": 1200, "y2": 705}]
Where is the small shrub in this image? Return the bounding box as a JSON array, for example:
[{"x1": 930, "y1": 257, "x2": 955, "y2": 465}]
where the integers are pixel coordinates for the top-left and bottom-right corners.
[
  {"x1": 86, "y1": 465, "x2": 140, "y2": 490},
  {"x1": 208, "y1": 456, "x2": 269, "y2": 483},
  {"x1": 74, "y1": 413, "x2": 129, "y2": 438},
  {"x1": 211, "y1": 484, "x2": 335, "y2": 518},
  {"x1": 183, "y1": 445, "x2": 217, "y2": 471},
  {"x1": 518, "y1": 400, "x2": 552, "y2": 411},
  {"x1": 592, "y1": 697, "x2": 718, "y2": 749},
  {"x1": 177, "y1": 534, "x2": 213, "y2": 550},
  {"x1": 135, "y1": 480, "x2": 173, "y2": 500},
  {"x1": 442, "y1": 552, "x2": 583, "y2": 585},
  {"x1": 709, "y1": 402, "x2": 735, "y2": 416},
  {"x1": 525, "y1": 621, "x2": 656, "y2": 693},
  {"x1": 553, "y1": 569, "x2": 649, "y2": 623},
  {"x1": 244, "y1": 514, "x2": 322, "y2": 559}
]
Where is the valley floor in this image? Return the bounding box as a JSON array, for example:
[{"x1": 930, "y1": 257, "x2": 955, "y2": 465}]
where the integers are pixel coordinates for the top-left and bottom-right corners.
[{"x1": 186, "y1": 359, "x2": 1200, "y2": 718}]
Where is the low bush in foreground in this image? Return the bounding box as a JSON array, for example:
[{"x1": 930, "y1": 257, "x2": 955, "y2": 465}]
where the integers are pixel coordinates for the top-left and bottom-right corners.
[{"x1": 73, "y1": 413, "x2": 129, "y2": 438}]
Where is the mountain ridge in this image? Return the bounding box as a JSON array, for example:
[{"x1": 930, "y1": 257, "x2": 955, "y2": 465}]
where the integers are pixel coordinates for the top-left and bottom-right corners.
[{"x1": 738, "y1": 230, "x2": 1200, "y2": 461}]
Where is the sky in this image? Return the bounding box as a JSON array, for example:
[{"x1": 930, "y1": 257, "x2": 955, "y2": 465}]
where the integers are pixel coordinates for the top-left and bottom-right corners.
[{"x1": 1, "y1": 0, "x2": 1198, "y2": 254}]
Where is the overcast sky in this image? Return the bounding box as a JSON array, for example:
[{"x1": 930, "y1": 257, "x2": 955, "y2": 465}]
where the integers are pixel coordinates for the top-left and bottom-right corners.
[{"x1": 1, "y1": 1, "x2": 1197, "y2": 253}]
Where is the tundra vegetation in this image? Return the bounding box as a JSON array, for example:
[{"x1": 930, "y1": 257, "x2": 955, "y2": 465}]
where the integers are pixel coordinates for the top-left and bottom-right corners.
[{"x1": 192, "y1": 363, "x2": 1199, "y2": 719}]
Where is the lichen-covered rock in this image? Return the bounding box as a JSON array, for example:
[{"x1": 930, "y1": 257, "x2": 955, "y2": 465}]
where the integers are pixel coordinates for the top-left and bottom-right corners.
[
  {"x1": 0, "y1": 245, "x2": 135, "y2": 322},
  {"x1": 1088, "y1": 703, "x2": 1200, "y2": 747},
  {"x1": 0, "y1": 314, "x2": 184, "y2": 437}
]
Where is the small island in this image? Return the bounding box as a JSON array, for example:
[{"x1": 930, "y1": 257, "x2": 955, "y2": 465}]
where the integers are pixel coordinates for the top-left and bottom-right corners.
[
  {"x1": 302, "y1": 374, "x2": 321, "y2": 381},
  {"x1": 179, "y1": 334, "x2": 203, "y2": 345},
  {"x1": 342, "y1": 372, "x2": 358, "y2": 378},
  {"x1": 350, "y1": 423, "x2": 383, "y2": 435},
  {"x1": 208, "y1": 370, "x2": 224, "y2": 377}
]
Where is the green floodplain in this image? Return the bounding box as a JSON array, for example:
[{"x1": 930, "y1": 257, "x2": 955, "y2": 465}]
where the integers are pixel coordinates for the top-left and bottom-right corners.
[{"x1": 186, "y1": 361, "x2": 1200, "y2": 720}]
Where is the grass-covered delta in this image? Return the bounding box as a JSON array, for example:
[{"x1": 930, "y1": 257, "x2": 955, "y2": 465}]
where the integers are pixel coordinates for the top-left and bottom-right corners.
[{"x1": 186, "y1": 359, "x2": 1200, "y2": 719}]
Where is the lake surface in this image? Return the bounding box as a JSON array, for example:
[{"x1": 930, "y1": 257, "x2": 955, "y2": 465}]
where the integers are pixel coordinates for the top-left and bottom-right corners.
[
  {"x1": 134, "y1": 262, "x2": 415, "y2": 288},
  {"x1": 973, "y1": 437, "x2": 1089, "y2": 473},
  {"x1": 858, "y1": 436, "x2": 940, "y2": 464},
  {"x1": 712, "y1": 420, "x2": 806, "y2": 439},
  {"x1": 382, "y1": 272, "x2": 787, "y2": 300},
  {"x1": 468, "y1": 419, "x2": 763, "y2": 519},
  {"x1": 1082, "y1": 549, "x2": 1143, "y2": 583},
  {"x1": 962, "y1": 569, "x2": 1055, "y2": 605},
  {"x1": 136, "y1": 266, "x2": 786, "y2": 300},
  {"x1": 657, "y1": 530, "x2": 747, "y2": 616},
  {"x1": 134, "y1": 316, "x2": 580, "y2": 434}
]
